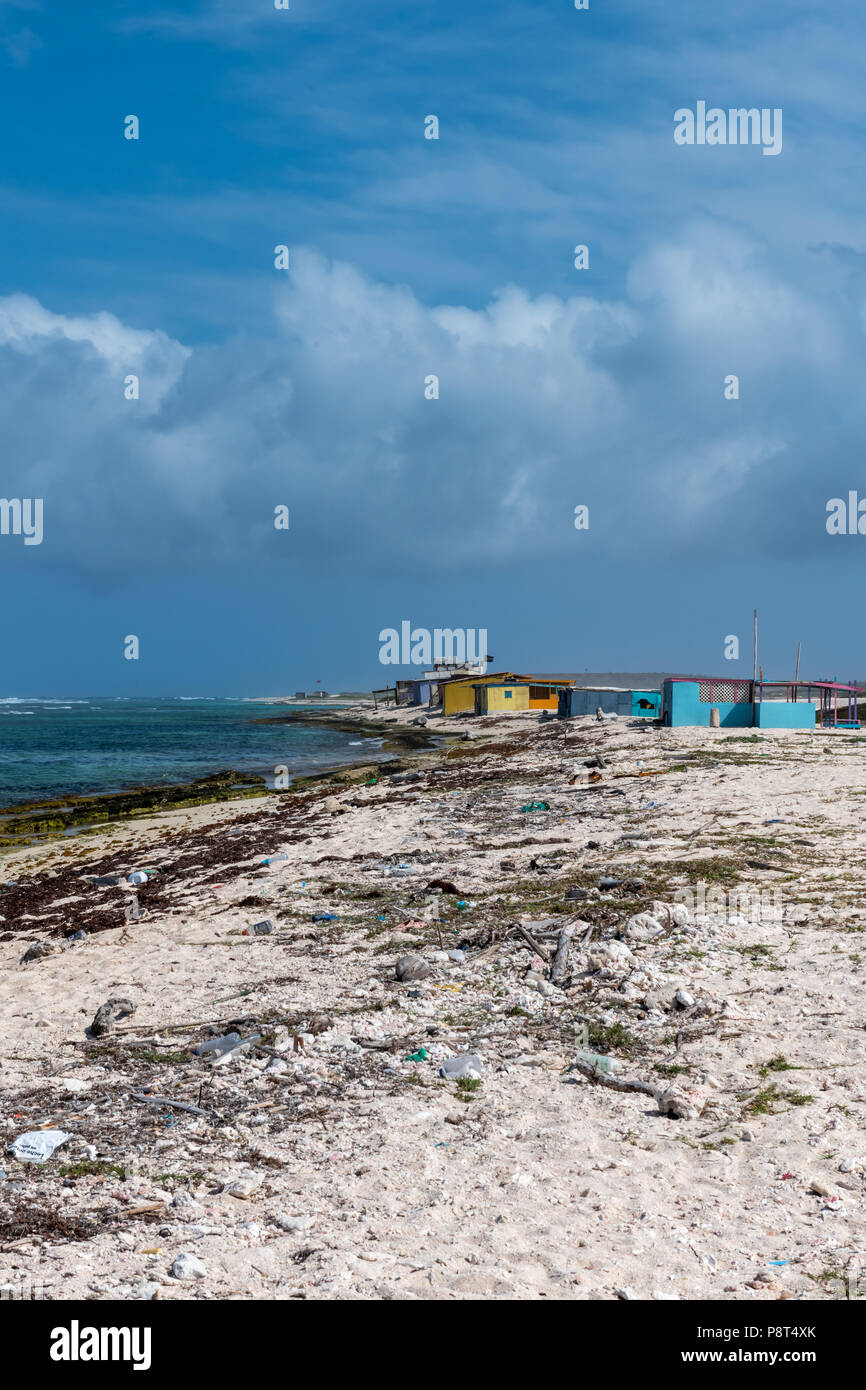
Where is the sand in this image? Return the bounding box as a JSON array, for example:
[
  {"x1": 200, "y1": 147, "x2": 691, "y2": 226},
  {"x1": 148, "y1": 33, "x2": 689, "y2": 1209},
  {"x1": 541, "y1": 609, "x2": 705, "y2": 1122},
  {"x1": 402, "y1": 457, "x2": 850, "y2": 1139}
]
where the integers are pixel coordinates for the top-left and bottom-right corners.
[{"x1": 1, "y1": 706, "x2": 864, "y2": 1301}]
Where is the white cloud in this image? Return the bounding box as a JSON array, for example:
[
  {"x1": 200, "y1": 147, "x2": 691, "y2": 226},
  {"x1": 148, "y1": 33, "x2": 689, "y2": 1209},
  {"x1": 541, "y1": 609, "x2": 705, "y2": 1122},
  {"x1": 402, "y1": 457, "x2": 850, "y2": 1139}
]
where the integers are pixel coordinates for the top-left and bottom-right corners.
[{"x1": 0, "y1": 231, "x2": 858, "y2": 579}]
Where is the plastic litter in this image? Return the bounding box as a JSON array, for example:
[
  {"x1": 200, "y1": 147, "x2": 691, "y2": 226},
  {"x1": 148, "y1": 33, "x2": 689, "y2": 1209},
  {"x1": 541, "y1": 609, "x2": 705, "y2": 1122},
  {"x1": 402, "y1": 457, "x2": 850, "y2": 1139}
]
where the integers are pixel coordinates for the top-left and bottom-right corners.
[
  {"x1": 598, "y1": 877, "x2": 622, "y2": 890},
  {"x1": 405, "y1": 1048, "x2": 428, "y2": 1062},
  {"x1": 312, "y1": 913, "x2": 339, "y2": 923},
  {"x1": 9, "y1": 1130, "x2": 70, "y2": 1163},
  {"x1": 244, "y1": 920, "x2": 276, "y2": 935},
  {"x1": 261, "y1": 854, "x2": 289, "y2": 865},
  {"x1": 207, "y1": 1033, "x2": 262, "y2": 1066},
  {"x1": 67, "y1": 930, "x2": 88, "y2": 942},
  {"x1": 576, "y1": 1051, "x2": 624, "y2": 1074},
  {"x1": 439, "y1": 1053, "x2": 484, "y2": 1079},
  {"x1": 127, "y1": 871, "x2": 149, "y2": 886},
  {"x1": 521, "y1": 801, "x2": 549, "y2": 813},
  {"x1": 193, "y1": 1032, "x2": 241, "y2": 1056}
]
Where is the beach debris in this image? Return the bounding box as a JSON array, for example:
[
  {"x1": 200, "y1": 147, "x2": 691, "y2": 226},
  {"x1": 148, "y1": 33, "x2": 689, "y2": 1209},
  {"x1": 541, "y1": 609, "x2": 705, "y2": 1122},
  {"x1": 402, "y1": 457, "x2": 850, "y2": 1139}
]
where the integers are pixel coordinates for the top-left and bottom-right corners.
[
  {"x1": 312, "y1": 912, "x2": 339, "y2": 923},
  {"x1": 131, "y1": 1093, "x2": 210, "y2": 1116},
  {"x1": 439, "y1": 1054, "x2": 483, "y2": 1079},
  {"x1": 395, "y1": 954, "x2": 432, "y2": 983},
  {"x1": 598, "y1": 877, "x2": 622, "y2": 890},
  {"x1": 193, "y1": 1032, "x2": 241, "y2": 1057},
  {"x1": 67, "y1": 930, "x2": 88, "y2": 943},
  {"x1": 406, "y1": 1048, "x2": 428, "y2": 1062},
  {"x1": 208, "y1": 1034, "x2": 262, "y2": 1067},
  {"x1": 549, "y1": 923, "x2": 577, "y2": 985},
  {"x1": 170, "y1": 1253, "x2": 206, "y2": 1281},
  {"x1": 90, "y1": 997, "x2": 136, "y2": 1037},
  {"x1": 261, "y1": 854, "x2": 289, "y2": 865},
  {"x1": 19, "y1": 941, "x2": 57, "y2": 965},
  {"x1": 565, "y1": 886, "x2": 590, "y2": 901},
  {"x1": 425, "y1": 879, "x2": 460, "y2": 895},
  {"x1": 515, "y1": 922, "x2": 551, "y2": 960},
  {"x1": 244, "y1": 920, "x2": 276, "y2": 935},
  {"x1": 9, "y1": 1130, "x2": 70, "y2": 1164},
  {"x1": 127, "y1": 869, "x2": 156, "y2": 886},
  {"x1": 521, "y1": 801, "x2": 549, "y2": 813},
  {"x1": 575, "y1": 1051, "x2": 624, "y2": 1074},
  {"x1": 88, "y1": 873, "x2": 123, "y2": 887}
]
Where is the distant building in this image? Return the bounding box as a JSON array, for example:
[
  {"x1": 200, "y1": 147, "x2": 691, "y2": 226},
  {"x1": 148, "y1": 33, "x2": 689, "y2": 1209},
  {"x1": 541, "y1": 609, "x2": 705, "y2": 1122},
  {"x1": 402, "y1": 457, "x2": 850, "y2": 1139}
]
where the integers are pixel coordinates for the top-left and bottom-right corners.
[{"x1": 559, "y1": 687, "x2": 661, "y2": 719}]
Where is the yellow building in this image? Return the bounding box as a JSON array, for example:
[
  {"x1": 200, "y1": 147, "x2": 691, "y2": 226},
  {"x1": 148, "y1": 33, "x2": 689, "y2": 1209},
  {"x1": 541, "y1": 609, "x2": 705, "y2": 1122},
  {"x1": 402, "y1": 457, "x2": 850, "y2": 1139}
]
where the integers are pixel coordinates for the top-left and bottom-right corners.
[
  {"x1": 474, "y1": 682, "x2": 531, "y2": 713},
  {"x1": 525, "y1": 682, "x2": 568, "y2": 711},
  {"x1": 442, "y1": 671, "x2": 523, "y2": 716}
]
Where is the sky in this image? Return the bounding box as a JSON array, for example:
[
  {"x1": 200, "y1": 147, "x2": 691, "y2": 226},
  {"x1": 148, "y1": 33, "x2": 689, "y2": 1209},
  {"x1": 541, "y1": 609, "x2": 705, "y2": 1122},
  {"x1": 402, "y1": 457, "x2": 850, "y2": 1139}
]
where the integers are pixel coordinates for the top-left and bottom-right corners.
[{"x1": 2, "y1": 0, "x2": 866, "y2": 694}]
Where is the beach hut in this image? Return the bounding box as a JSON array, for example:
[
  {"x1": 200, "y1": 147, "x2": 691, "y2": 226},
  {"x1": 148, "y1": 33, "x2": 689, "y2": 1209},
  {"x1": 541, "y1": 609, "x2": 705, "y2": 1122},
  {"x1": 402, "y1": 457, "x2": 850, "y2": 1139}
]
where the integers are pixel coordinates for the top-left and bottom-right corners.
[
  {"x1": 524, "y1": 681, "x2": 570, "y2": 711},
  {"x1": 659, "y1": 677, "x2": 854, "y2": 728},
  {"x1": 474, "y1": 682, "x2": 531, "y2": 714},
  {"x1": 662, "y1": 678, "x2": 755, "y2": 728},
  {"x1": 410, "y1": 679, "x2": 432, "y2": 706},
  {"x1": 558, "y1": 687, "x2": 661, "y2": 719},
  {"x1": 442, "y1": 672, "x2": 523, "y2": 716}
]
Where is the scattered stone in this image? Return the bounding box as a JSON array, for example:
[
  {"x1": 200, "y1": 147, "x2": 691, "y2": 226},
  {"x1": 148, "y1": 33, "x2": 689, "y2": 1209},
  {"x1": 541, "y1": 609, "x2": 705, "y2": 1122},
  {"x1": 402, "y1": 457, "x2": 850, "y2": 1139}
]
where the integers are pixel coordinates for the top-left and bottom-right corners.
[
  {"x1": 273, "y1": 1213, "x2": 315, "y2": 1233},
  {"x1": 89, "y1": 997, "x2": 136, "y2": 1038},
  {"x1": 656, "y1": 1084, "x2": 706, "y2": 1121},
  {"x1": 395, "y1": 954, "x2": 432, "y2": 982},
  {"x1": 170, "y1": 1253, "x2": 206, "y2": 1281},
  {"x1": 19, "y1": 942, "x2": 57, "y2": 965}
]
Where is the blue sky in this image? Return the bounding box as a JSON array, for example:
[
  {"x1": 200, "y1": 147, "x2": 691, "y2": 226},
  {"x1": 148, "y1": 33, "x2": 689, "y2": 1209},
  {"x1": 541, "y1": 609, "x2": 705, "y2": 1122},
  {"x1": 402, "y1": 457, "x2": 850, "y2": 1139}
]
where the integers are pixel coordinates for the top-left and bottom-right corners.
[{"x1": 2, "y1": 0, "x2": 866, "y2": 694}]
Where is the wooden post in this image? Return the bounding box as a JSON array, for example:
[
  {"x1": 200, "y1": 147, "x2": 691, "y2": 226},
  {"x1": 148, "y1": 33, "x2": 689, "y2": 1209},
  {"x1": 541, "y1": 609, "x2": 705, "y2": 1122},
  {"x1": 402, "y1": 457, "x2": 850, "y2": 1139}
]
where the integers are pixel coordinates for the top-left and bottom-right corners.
[{"x1": 794, "y1": 643, "x2": 801, "y2": 701}]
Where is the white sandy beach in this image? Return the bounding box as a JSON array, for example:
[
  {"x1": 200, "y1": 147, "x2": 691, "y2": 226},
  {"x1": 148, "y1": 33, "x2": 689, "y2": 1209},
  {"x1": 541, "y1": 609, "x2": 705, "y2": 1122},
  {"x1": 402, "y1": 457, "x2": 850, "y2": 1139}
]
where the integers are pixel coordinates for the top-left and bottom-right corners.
[{"x1": 1, "y1": 706, "x2": 864, "y2": 1301}]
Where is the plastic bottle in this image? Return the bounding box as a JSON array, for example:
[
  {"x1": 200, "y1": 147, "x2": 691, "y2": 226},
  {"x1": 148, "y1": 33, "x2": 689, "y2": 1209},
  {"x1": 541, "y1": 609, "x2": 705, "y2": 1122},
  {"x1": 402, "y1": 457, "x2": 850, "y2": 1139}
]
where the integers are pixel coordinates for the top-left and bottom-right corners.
[
  {"x1": 576, "y1": 1051, "x2": 624, "y2": 1074},
  {"x1": 193, "y1": 1032, "x2": 241, "y2": 1057},
  {"x1": 245, "y1": 920, "x2": 275, "y2": 935}
]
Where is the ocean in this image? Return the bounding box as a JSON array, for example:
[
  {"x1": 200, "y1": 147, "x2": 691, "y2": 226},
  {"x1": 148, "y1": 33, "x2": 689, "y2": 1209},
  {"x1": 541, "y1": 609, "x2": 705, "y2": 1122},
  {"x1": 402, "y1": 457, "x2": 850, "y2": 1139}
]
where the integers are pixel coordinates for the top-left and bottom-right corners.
[{"x1": 0, "y1": 697, "x2": 384, "y2": 806}]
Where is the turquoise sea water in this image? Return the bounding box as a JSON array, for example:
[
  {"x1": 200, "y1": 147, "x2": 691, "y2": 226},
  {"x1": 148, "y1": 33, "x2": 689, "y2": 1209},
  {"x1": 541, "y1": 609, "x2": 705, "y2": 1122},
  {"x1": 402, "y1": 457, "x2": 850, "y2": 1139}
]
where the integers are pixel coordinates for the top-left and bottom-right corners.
[{"x1": 0, "y1": 697, "x2": 383, "y2": 805}]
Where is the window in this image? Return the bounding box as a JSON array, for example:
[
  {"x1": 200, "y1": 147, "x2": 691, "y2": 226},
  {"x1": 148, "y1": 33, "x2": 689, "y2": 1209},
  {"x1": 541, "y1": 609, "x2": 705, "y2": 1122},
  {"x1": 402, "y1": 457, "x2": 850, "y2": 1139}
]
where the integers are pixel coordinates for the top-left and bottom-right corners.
[
  {"x1": 529, "y1": 685, "x2": 550, "y2": 701},
  {"x1": 504, "y1": 690, "x2": 512, "y2": 699}
]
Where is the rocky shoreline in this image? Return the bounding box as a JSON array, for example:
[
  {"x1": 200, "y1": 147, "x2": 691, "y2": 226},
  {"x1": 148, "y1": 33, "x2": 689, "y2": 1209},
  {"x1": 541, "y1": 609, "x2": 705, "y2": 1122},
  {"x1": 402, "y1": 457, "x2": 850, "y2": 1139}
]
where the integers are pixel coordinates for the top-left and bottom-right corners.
[{"x1": 0, "y1": 706, "x2": 453, "y2": 850}]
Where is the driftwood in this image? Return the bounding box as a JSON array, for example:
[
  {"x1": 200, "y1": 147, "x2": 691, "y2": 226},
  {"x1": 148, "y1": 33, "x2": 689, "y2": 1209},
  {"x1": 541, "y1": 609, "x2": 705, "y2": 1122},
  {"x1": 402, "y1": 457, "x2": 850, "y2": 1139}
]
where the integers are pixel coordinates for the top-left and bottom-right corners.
[
  {"x1": 550, "y1": 924, "x2": 576, "y2": 985},
  {"x1": 130, "y1": 1092, "x2": 210, "y2": 1116},
  {"x1": 562, "y1": 1058, "x2": 658, "y2": 1098},
  {"x1": 514, "y1": 924, "x2": 550, "y2": 961}
]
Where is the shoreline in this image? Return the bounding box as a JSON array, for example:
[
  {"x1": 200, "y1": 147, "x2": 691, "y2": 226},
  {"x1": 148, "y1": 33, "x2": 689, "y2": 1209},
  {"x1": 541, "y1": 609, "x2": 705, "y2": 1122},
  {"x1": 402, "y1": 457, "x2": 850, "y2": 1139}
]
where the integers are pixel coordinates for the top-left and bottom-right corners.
[{"x1": 0, "y1": 705, "x2": 459, "y2": 852}]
